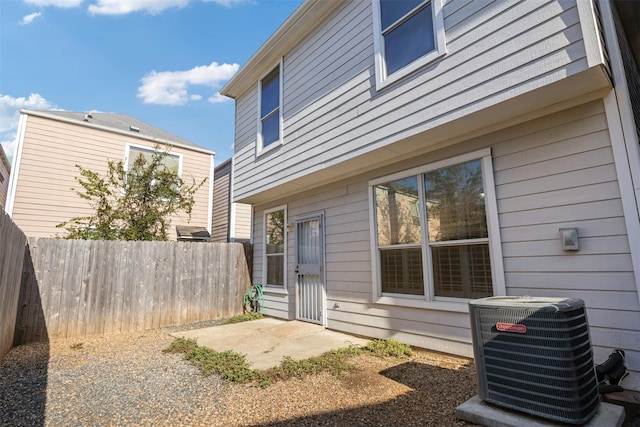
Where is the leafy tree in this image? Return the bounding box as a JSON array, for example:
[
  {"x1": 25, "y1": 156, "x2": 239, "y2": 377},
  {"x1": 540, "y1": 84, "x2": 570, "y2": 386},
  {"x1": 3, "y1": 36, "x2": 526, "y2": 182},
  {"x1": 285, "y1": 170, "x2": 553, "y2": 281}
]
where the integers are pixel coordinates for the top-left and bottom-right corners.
[{"x1": 57, "y1": 145, "x2": 206, "y2": 241}]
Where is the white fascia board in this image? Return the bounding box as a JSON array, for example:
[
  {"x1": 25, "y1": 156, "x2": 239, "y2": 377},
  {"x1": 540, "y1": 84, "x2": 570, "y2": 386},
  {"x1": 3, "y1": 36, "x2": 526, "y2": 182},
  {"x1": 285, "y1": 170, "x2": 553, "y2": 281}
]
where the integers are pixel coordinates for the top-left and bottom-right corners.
[
  {"x1": 5, "y1": 113, "x2": 28, "y2": 216},
  {"x1": 207, "y1": 154, "x2": 215, "y2": 234},
  {"x1": 220, "y1": 0, "x2": 345, "y2": 99}
]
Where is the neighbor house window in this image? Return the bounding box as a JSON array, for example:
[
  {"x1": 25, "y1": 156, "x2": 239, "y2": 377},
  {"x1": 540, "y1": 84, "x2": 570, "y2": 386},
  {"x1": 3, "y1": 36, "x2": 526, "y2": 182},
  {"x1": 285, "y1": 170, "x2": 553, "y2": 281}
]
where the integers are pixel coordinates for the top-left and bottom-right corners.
[
  {"x1": 257, "y1": 62, "x2": 283, "y2": 154},
  {"x1": 372, "y1": 0, "x2": 446, "y2": 89},
  {"x1": 126, "y1": 145, "x2": 181, "y2": 176},
  {"x1": 370, "y1": 149, "x2": 503, "y2": 304},
  {"x1": 264, "y1": 206, "x2": 286, "y2": 287}
]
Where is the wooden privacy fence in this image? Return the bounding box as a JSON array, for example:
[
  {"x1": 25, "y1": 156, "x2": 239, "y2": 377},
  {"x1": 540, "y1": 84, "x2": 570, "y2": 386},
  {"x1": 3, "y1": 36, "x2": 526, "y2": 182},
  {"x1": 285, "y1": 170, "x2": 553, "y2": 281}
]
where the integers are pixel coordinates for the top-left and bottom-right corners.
[
  {"x1": 0, "y1": 208, "x2": 28, "y2": 362},
  {"x1": 13, "y1": 238, "x2": 252, "y2": 345}
]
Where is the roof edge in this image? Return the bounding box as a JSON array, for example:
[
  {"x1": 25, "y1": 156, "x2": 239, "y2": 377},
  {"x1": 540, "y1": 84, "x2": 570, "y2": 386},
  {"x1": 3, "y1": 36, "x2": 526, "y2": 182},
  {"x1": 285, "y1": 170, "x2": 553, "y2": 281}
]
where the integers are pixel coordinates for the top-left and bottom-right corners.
[
  {"x1": 20, "y1": 109, "x2": 216, "y2": 156},
  {"x1": 220, "y1": 0, "x2": 345, "y2": 99},
  {"x1": 0, "y1": 144, "x2": 10, "y2": 172}
]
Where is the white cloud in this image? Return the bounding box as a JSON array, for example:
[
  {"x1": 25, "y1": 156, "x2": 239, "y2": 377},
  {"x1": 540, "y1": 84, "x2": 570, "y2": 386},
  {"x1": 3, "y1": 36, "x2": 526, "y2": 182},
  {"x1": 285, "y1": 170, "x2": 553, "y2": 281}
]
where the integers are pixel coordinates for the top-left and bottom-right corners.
[
  {"x1": 21, "y1": 12, "x2": 43, "y2": 24},
  {"x1": 22, "y1": 0, "x2": 244, "y2": 15},
  {"x1": 86, "y1": 0, "x2": 244, "y2": 15},
  {"x1": 138, "y1": 62, "x2": 238, "y2": 105},
  {"x1": 207, "y1": 93, "x2": 228, "y2": 104},
  {"x1": 24, "y1": 0, "x2": 83, "y2": 7},
  {"x1": 0, "y1": 93, "x2": 57, "y2": 161},
  {"x1": 88, "y1": 0, "x2": 188, "y2": 15}
]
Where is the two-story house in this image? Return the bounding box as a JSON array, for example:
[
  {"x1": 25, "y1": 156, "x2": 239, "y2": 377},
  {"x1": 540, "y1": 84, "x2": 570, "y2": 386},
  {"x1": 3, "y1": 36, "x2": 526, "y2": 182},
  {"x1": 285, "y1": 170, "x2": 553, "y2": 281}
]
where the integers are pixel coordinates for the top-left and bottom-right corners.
[
  {"x1": 5, "y1": 110, "x2": 215, "y2": 238},
  {"x1": 221, "y1": 0, "x2": 640, "y2": 391}
]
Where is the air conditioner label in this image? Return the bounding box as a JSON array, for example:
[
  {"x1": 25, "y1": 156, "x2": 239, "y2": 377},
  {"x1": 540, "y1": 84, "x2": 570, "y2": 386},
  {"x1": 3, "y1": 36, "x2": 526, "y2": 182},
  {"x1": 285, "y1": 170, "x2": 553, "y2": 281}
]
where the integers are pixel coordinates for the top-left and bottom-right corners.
[{"x1": 496, "y1": 322, "x2": 527, "y2": 334}]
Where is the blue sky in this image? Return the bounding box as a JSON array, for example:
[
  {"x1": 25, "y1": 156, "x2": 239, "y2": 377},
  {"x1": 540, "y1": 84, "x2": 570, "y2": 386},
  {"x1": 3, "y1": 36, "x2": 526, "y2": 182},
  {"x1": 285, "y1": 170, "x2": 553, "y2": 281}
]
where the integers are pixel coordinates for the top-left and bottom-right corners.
[{"x1": 0, "y1": 0, "x2": 303, "y2": 164}]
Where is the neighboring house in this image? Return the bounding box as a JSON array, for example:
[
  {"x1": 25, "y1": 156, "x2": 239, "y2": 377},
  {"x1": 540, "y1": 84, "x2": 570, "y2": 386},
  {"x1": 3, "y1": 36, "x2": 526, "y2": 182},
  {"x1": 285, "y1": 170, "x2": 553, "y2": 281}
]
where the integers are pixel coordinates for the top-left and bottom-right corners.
[
  {"x1": 211, "y1": 157, "x2": 252, "y2": 242},
  {"x1": 5, "y1": 110, "x2": 215, "y2": 239},
  {"x1": 0, "y1": 145, "x2": 10, "y2": 209},
  {"x1": 221, "y1": 0, "x2": 640, "y2": 392}
]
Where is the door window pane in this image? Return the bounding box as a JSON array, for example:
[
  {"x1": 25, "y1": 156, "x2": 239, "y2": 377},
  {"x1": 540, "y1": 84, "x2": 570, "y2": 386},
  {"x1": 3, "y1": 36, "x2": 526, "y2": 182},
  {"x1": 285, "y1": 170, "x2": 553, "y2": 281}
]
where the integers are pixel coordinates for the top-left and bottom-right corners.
[
  {"x1": 267, "y1": 255, "x2": 284, "y2": 286},
  {"x1": 265, "y1": 209, "x2": 285, "y2": 286}
]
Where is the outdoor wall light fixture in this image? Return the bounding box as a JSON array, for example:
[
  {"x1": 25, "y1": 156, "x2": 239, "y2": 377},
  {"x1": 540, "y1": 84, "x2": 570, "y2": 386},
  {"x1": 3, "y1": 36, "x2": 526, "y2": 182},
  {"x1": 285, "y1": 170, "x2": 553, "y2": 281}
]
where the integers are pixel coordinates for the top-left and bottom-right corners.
[{"x1": 559, "y1": 227, "x2": 579, "y2": 251}]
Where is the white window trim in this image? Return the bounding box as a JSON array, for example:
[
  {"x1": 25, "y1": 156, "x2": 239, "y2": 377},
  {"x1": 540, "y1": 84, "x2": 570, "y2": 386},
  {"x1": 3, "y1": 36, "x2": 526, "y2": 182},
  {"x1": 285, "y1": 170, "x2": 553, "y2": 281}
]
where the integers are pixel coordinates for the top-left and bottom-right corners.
[
  {"x1": 371, "y1": 0, "x2": 447, "y2": 91},
  {"x1": 369, "y1": 148, "x2": 505, "y2": 311},
  {"x1": 263, "y1": 204, "x2": 287, "y2": 291},
  {"x1": 256, "y1": 59, "x2": 284, "y2": 157},
  {"x1": 124, "y1": 143, "x2": 183, "y2": 177}
]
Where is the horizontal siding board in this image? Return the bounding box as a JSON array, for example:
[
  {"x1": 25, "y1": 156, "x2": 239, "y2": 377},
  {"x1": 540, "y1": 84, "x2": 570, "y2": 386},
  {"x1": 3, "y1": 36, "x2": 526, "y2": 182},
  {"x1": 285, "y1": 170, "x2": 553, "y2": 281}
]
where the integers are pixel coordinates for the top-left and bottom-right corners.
[
  {"x1": 498, "y1": 200, "x2": 624, "y2": 227},
  {"x1": 591, "y1": 328, "x2": 640, "y2": 356},
  {"x1": 490, "y1": 101, "x2": 606, "y2": 156},
  {"x1": 494, "y1": 146, "x2": 615, "y2": 186},
  {"x1": 504, "y1": 272, "x2": 638, "y2": 292},
  {"x1": 285, "y1": 2, "x2": 372, "y2": 114},
  {"x1": 588, "y1": 308, "x2": 640, "y2": 331},
  {"x1": 495, "y1": 164, "x2": 617, "y2": 199},
  {"x1": 503, "y1": 254, "x2": 633, "y2": 272},
  {"x1": 500, "y1": 217, "x2": 627, "y2": 244},
  {"x1": 502, "y1": 235, "x2": 631, "y2": 257},
  {"x1": 498, "y1": 181, "x2": 622, "y2": 212},
  {"x1": 493, "y1": 129, "x2": 610, "y2": 173},
  {"x1": 509, "y1": 288, "x2": 639, "y2": 311}
]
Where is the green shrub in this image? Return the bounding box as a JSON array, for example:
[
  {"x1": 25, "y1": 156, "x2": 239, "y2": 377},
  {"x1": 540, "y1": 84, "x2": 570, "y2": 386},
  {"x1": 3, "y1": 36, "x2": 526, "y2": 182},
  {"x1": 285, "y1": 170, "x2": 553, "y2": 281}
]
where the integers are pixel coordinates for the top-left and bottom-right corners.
[
  {"x1": 365, "y1": 338, "x2": 413, "y2": 357},
  {"x1": 164, "y1": 337, "x2": 411, "y2": 387},
  {"x1": 163, "y1": 337, "x2": 198, "y2": 354},
  {"x1": 184, "y1": 346, "x2": 255, "y2": 383},
  {"x1": 225, "y1": 312, "x2": 263, "y2": 324}
]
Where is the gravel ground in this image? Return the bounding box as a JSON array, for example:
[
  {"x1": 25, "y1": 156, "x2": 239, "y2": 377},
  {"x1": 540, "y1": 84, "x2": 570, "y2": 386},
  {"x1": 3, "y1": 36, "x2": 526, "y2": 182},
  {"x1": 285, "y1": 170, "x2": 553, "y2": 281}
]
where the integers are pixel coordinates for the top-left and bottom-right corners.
[{"x1": 0, "y1": 327, "x2": 479, "y2": 426}]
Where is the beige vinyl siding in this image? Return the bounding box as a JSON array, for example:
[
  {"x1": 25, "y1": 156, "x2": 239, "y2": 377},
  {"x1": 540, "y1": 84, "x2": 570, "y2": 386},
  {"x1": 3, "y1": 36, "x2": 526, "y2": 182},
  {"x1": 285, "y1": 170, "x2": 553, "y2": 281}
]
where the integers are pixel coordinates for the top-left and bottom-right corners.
[
  {"x1": 211, "y1": 161, "x2": 231, "y2": 242},
  {"x1": 233, "y1": 203, "x2": 251, "y2": 241},
  {"x1": 252, "y1": 101, "x2": 639, "y2": 389},
  {"x1": 211, "y1": 160, "x2": 252, "y2": 242},
  {"x1": 12, "y1": 115, "x2": 211, "y2": 238},
  {"x1": 234, "y1": 0, "x2": 600, "y2": 202}
]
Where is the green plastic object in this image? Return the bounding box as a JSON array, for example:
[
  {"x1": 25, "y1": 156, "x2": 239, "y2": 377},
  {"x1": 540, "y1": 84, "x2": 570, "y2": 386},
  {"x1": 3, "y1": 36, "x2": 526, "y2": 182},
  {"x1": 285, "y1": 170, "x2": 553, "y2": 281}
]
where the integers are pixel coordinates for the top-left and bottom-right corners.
[{"x1": 243, "y1": 284, "x2": 263, "y2": 313}]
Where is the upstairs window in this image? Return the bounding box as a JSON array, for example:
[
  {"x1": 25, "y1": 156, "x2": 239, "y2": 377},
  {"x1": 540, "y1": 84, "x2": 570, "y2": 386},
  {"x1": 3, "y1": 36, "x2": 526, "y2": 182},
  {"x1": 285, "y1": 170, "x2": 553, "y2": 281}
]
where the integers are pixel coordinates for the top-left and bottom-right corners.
[
  {"x1": 257, "y1": 62, "x2": 283, "y2": 154},
  {"x1": 372, "y1": 0, "x2": 446, "y2": 90}
]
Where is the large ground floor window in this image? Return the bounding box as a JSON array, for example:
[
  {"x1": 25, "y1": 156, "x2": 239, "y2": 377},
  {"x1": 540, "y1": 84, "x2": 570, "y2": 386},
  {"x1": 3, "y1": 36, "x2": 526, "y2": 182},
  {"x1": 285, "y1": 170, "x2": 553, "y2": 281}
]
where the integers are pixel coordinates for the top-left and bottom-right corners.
[{"x1": 370, "y1": 149, "x2": 503, "y2": 302}]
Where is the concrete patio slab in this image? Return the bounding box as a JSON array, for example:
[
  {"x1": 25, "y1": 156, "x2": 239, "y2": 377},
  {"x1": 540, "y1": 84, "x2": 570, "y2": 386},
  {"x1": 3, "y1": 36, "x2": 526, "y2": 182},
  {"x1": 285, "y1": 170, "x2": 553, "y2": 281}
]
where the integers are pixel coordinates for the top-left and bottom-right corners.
[
  {"x1": 456, "y1": 395, "x2": 625, "y2": 427},
  {"x1": 170, "y1": 318, "x2": 370, "y2": 370}
]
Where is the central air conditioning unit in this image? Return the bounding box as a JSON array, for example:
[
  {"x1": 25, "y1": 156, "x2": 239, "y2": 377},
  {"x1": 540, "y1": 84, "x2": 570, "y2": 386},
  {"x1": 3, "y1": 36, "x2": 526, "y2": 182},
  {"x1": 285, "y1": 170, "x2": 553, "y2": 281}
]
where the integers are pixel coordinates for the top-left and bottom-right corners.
[{"x1": 469, "y1": 296, "x2": 600, "y2": 424}]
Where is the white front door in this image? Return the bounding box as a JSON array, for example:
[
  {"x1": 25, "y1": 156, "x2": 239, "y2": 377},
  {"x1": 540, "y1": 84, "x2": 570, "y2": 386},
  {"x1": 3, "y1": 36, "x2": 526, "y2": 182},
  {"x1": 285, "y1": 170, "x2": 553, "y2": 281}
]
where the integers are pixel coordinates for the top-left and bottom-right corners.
[{"x1": 295, "y1": 213, "x2": 325, "y2": 325}]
